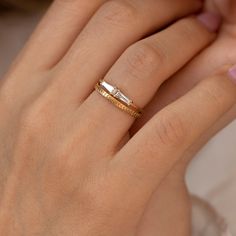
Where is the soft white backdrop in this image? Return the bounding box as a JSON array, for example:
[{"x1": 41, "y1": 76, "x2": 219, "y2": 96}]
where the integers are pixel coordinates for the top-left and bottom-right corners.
[{"x1": 0, "y1": 10, "x2": 235, "y2": 234}]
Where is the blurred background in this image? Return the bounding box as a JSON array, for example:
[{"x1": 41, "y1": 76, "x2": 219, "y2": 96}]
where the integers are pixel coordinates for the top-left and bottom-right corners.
[
  {"x1": 0, "y1": 0, "x2": 49, "y2": 11},
  {"x1": 0, "y1": 1, "x2": 235, "y2": 234}
]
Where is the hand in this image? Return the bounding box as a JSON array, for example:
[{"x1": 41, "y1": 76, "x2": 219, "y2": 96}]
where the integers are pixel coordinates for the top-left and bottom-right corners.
[
  {"x1": 0, "y1": 0, "x2": 235, "y2": 235},
  {"x1": 135, "y1": 1, "x2": 236, "y2": 235}
]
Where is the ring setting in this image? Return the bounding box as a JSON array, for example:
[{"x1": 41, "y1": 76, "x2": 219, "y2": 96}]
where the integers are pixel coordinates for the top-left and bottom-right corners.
[
  {"x1": 101, "y1": 81, "x2": 133, "y2": 106},
  {"x1": 95, "y1": 80, "x2": 142, "y2": 118}
]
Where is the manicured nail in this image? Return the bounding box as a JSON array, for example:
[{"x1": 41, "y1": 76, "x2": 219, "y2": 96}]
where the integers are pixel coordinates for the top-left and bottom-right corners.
[
  {"x1": 197, "y1": 12, "x2": 222, "y2": 32},
  {"x1": 228, "y1": 65, "x2": 236, "y2": 84}
]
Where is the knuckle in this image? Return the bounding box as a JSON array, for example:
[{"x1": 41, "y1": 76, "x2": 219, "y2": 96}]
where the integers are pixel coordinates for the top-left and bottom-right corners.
[
  {"x1": 124, "y1": 42, "x2": 164, "y2": 79},
  {"x1": 153, "y1": 111, "x2": 187, "y2": 147},
  {"x1": 98, "y1": 0, "x2": 137, "y2": 27},
  {"x1": 200, "y1": 79, "x2": 225, "y2": 108},
  {"x1": 19, "y1": 100, "x2": 51, "y2": 135}
]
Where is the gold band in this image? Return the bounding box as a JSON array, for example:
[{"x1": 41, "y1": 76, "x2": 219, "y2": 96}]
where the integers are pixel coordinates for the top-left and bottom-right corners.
[{"x1": 95, "y1": 84, "x2": 142, "y2": 118}]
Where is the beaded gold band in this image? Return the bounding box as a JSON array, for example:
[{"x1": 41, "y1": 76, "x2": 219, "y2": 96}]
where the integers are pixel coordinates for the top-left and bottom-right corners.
[{"x1": 95, "y1": 81, "x2": 142, "y2": 118}]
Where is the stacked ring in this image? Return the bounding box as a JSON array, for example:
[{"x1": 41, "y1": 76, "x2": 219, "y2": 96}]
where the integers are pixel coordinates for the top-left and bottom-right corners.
[{"x1": 95, "y1": 80, "x2": 143, "y2": 118}]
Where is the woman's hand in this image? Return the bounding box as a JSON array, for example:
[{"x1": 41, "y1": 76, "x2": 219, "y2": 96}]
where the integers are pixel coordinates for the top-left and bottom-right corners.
[{"x1": 0, "y1": 0, "x2": 235, "y2": 235}]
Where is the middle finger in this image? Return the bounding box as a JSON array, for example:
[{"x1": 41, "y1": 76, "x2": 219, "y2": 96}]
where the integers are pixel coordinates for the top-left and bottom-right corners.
[
  {"x1": 79, "y1": 15, "x2": 217, "y2": 150},
  {"x1": 52, "y1": 0, "x2": 201, "y2": 104}
]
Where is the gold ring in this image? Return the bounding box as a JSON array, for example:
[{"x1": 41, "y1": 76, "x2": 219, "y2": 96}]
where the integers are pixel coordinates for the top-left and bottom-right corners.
[{"x1": 95, "y1": 82, "x2": 142, "y2": 118}]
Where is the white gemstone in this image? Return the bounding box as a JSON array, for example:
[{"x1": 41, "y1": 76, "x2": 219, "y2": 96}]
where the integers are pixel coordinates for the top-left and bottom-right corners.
[
  {"x1": 111, "y1": 88, "x2": 118, "y2": 96},
  {"x1": 100, "y1": 81, "x2": 114, "y2": 94},
  {"x1": 114, "y1": 91, "x2": 132, "y2": 105},
  {"x1": 100, "y1": 81, "x2": 132, "y2": 106}
]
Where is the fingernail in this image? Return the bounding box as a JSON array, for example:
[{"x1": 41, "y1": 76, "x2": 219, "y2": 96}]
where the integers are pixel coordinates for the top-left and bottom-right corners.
[
  {"x1": 228, "y1": 65, "x2": 236, "y2": 84},
  {"x1": 197, "y1": 12, "x2": 222, "y2": 32}
]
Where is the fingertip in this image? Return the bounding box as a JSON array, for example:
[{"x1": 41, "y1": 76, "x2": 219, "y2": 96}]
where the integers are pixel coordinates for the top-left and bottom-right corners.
[{"x1": 197, "y1": 12, "x2": 222, "y2": 32}]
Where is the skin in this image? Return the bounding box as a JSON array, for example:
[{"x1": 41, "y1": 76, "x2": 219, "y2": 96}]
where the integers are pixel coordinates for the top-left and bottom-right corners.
[
  {"x1": 0, "y1": 0, "x2": 235, "y2": 235},
  {"x1": 135, "y1": 0, "x2": 236, "y2": 235}
]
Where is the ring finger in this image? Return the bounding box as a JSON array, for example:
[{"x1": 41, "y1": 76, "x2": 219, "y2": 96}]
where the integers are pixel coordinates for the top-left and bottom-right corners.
[{"x1": 79, "y1": 13, "x2": 219, "y2": 150}]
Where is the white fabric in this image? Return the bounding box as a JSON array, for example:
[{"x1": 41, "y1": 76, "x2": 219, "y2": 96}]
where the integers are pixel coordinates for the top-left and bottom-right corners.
[
  {"x1": 187, "y1": 123, "x2": 236, "y2": 235},
  {"x1": 191, "y1": 196, "x2": 232, "y2": 236}
]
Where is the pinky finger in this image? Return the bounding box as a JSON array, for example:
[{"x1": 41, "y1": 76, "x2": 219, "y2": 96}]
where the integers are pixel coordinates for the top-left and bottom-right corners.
[{"x1": 113, "y1": 65, "x2": 236, "y2": 197}]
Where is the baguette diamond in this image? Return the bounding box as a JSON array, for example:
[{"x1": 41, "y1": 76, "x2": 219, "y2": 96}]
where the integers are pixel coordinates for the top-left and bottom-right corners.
[
  {"x1": 95, "y1": 81, "x2": 142, "y2": 118},
  {"x1": 100, "y1": 81, "x2": 133, "y2": 106}
]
